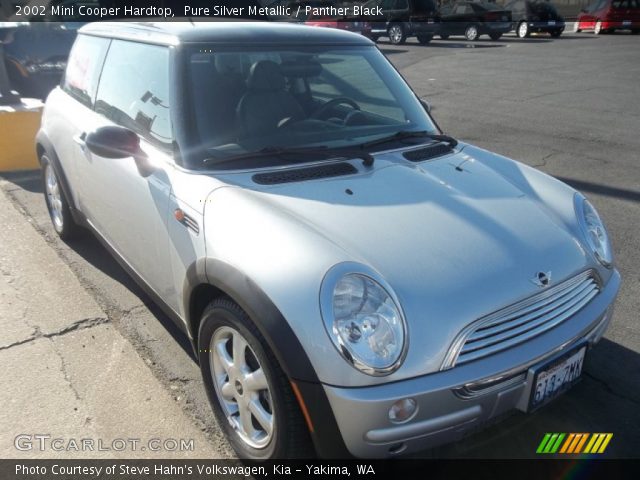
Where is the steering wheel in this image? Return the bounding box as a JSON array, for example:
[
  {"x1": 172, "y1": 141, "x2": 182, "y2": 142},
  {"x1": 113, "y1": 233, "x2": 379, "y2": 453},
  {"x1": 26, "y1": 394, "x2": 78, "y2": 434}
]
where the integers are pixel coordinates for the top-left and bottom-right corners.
[{"x1": 311, "y1": 97, "x2": 361, "y2": 120}]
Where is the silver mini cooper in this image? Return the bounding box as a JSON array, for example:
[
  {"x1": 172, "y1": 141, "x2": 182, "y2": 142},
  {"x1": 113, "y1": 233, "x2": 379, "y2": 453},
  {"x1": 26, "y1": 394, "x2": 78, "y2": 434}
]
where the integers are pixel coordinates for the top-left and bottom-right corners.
[{"x1": 37, "y1": 22, "x2": 620, "y2": 459}]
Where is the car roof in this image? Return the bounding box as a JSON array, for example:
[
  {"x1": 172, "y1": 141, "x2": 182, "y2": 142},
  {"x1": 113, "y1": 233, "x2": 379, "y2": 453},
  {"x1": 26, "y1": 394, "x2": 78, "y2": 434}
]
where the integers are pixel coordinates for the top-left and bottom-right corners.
[{"x1": 79, "y1": 21, "x2": 374, "y2": 46}]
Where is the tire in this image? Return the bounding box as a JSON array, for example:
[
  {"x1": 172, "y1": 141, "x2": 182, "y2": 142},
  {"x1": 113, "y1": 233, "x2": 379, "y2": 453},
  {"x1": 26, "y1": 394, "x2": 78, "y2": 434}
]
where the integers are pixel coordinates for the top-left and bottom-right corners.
[
  {"x1": 550, "y1": 30, "x2": 562, "y2": 38},
  {"x1": 439, "y1": 34, "x2": 450, "y2": 40},
  {"x1": 465, "y1": 24, "x2": 479, "y2": 41},
  {"x1": 632, "y1": 29, "x2": 640, "y2": 34},
  {"x1": 517, "y1": 21, "x2": 530, "y2": 38},
  {"x1": 594, "y1": 20, "x2": 602, "y2": 34},
  {"x1": 489, "y1": 32, "x2": 502, "y2": 40},
  {"x1": 387, "y1": 23, "x2": 406, "y2": 45},
  {"x1": 41, "y1": 154, "x2": 80, "y2": 241},
  {"x1": 417, "y1": 34, "x2": 433, "y2": 44},
  {"x1": 198, "y1": 297, "x2": 313, "y2": 459}
]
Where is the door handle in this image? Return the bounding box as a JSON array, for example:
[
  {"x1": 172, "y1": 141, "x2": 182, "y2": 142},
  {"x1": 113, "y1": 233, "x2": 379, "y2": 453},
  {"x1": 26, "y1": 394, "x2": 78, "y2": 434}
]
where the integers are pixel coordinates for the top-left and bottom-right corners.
[{"x1": 73, "y1": 132, "x2": 87, "y2": 150}]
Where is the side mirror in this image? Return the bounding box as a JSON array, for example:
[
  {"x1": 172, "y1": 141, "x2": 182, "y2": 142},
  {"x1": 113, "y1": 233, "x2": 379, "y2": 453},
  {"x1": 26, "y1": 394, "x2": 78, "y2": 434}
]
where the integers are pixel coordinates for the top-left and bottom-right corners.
[
  {"x1": 420, "y1": 98, "x2": 432, "y2": 113},
  {"x1": 85, "y1": 126, "x2": 142, "y2": 159}
]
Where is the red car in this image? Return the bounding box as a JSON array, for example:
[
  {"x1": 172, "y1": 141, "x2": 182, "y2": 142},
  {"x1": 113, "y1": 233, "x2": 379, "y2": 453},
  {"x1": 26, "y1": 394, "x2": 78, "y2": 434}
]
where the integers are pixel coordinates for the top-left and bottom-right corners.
[{"x1": 575, "y1": 0, "x2": 640, "y2": 34}]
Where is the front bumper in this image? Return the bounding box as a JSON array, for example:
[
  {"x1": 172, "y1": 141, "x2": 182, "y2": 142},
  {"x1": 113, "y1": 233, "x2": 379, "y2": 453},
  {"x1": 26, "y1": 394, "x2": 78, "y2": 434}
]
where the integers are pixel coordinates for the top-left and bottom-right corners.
[{"x1": 323, "y1": 269, "x2": 620, "y2": 458}]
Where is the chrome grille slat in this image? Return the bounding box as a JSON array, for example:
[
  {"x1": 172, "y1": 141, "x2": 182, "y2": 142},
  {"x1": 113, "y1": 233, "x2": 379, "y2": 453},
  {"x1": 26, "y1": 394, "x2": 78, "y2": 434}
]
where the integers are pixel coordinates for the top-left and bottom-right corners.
[
  {"x1": 443, "y1": 270, "x2": 600, "y2": 369},
  {"x1": 466, "y1": 281, "x2": 596, "y2": 343},
  {"x1": 462, "y1": 284, "x2": 598, "y2": 354},
  {"x1": 474, "y1": 271, "x2": 591, "y2": 331}
]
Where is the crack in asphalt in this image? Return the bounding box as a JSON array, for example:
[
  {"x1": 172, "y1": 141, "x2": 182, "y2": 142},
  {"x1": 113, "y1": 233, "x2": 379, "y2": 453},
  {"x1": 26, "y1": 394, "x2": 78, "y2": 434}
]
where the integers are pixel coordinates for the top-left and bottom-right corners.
[{"x1": 0, "y1": 317, "x2": 110, "y2": 352}]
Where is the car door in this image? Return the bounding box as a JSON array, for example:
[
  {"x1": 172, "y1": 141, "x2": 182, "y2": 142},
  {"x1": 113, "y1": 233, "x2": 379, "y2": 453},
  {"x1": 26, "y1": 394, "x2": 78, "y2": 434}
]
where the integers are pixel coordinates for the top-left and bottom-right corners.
[
  {"x1": 445, "y1": 2, "x2": 472, "y2": 34},
  {"x1": 55, "y1": 34, "x2": 109, "y2": 214},
  {"x1": 77, "y1": 39, "x2": 175, "y2": 301}
]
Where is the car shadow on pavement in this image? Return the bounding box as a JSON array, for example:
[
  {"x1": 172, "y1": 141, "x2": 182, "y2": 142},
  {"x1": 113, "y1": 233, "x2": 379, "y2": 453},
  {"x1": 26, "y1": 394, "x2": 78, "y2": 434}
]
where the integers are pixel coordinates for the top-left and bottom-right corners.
[
  {"x1": 0, "y1": 172, "x2": 198, "y2": 363},
  {"x1": 65, "y1": 232, "x2": 198, "y2": 362},
  {"x1": 0, "y1": 170, "x2": 42, "y2": 193},
  {"x1": 427, "y1": 42, "x2": 507, "y2": 49}
]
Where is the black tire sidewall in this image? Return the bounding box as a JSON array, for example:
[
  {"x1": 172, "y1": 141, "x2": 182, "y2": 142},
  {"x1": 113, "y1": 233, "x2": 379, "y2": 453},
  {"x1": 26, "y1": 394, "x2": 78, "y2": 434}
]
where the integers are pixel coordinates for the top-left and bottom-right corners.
[{"x1": 197, "y1": 300, "x2": 298, "y2": 459}]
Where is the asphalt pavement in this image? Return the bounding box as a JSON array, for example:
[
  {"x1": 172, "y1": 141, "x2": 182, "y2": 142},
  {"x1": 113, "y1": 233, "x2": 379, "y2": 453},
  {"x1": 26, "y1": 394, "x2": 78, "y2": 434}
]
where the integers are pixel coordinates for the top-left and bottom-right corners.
[{"x1": 1, "y1": 30, "x2": 638, "y2": 459}]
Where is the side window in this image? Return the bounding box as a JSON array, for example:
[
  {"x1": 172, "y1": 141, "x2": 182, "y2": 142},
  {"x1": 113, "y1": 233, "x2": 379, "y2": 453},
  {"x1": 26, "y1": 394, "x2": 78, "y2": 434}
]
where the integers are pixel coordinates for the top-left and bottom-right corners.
[
  {"x1": 95, "y1": 40, "x2": 173, "y2": 150},
  {"x1": 455, "y1": 4, "x2": 469, "y2": 14},
  {"x1": 62, "y1": 35, "x2": 109, "y2": 108}
]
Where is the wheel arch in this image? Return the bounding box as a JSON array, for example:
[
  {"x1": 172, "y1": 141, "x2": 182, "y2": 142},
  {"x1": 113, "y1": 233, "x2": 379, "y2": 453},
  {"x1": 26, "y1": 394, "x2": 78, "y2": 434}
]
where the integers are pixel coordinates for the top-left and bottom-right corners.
[
  {"x1": 184, "y1": 259, "x2": 349, "y2": 457},
  {"x1": 185, "y1": 258, "x2": 320, "y2": 384},
  {"x1": 35, "y1": 131, "x2": 83, "y2": 224}
]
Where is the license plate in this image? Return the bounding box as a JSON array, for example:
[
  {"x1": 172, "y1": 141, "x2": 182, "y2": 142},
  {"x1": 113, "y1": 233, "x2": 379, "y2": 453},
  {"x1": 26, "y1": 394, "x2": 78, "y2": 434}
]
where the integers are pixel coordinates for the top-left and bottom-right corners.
[
  {"x1": 548, "y1": 20, "x2": 556, "y2": 25},
  {"x1": 529, "y1": 346, "x2": 586, "y2": 411},
  {"x1": 623, "y1": 20, "x2": 631, "y2": 26}
]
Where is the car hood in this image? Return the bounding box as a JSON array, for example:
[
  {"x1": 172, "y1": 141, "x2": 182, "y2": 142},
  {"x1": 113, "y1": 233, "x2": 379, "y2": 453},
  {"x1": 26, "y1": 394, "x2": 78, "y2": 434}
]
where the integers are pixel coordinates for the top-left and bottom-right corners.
[
  {"x1": 207, "y1": 146, "x2": 596, "y2": 381},
  {"x1": 223, "y1": 149, "x2": 592, "y2": 376}
]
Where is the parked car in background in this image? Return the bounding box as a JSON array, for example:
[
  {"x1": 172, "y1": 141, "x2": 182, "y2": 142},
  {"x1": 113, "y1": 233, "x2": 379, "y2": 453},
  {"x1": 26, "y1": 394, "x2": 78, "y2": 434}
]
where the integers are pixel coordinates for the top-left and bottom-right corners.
[
  {"x1": 439, "y1": 1, "x2": 512, "y2": 40},
  {"x1": 575, "y1": 0, "x2": 640, "y2": 34},
  {"x1": 363, "y1": 0, "x2": 441, "y2": 44},
  {"x1": 505, "y1": 0, "x2": 565, "y2": 37},
  {"x1": 4, "y1": 22, "x2": 78, "y2": 99},
  {"x1": 305, "y1": 18, "x2": 373, "y2": 37}
]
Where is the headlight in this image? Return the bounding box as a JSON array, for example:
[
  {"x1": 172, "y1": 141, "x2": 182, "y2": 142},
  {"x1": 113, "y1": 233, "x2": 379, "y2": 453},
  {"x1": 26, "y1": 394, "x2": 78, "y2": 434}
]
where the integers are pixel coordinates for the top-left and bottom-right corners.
[
  {"x1": 575, "y1": 194, "x2": 613, "y2": 268},
  {"x1": 320, "y1": 265, "x2": 407, "y2": 376}
]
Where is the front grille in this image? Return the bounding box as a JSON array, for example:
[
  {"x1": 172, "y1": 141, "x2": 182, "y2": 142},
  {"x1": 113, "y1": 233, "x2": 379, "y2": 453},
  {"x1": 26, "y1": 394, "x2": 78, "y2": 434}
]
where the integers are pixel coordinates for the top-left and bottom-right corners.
[{"x1": 442, "y1": 270, "x2": 600, "y2": 369}]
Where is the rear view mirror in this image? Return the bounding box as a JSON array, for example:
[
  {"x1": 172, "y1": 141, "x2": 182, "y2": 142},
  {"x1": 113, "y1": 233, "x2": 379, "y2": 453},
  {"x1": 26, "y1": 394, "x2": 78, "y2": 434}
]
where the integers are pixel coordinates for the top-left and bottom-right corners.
[{"x1": 86, "y1": 126, "x2": 142, "y2": 159}]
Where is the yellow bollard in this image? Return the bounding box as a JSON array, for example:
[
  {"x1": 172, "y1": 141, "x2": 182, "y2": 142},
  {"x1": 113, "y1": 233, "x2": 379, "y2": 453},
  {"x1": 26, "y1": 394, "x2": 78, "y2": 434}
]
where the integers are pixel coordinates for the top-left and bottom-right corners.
[{"x1": 0, "y1": 98, "x2": 43, "y2": 172}]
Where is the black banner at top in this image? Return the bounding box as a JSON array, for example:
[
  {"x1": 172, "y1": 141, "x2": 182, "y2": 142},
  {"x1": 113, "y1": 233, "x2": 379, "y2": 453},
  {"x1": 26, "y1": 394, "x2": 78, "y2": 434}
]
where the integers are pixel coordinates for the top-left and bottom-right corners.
[{"x1": 1, "y1": 1, "x2": 388, "y2": 23}]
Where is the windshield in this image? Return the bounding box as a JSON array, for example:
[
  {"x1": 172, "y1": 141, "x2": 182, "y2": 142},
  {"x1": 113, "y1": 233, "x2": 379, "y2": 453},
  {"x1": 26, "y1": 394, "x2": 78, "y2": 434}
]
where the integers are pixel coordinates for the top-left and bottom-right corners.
[{"x1": 186, "y1": 45, "x2": 437, "y2": 169}]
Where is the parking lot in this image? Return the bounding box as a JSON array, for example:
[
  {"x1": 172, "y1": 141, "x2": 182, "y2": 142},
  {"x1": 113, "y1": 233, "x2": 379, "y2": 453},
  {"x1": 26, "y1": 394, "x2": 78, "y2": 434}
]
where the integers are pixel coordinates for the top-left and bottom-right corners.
[{"x1": 1, "y1": 29, "x2": 639, "y2": 458}]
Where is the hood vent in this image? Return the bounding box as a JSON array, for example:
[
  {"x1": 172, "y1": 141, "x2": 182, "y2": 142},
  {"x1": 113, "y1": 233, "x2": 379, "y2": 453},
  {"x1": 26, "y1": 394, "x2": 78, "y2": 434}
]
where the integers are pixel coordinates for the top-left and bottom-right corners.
[
  {"x1": 252, "y1": 162, "x2": 358, "y2": 185},
  {"x1": 403, "y1": 143, "x2": 454, "y2": 162}
]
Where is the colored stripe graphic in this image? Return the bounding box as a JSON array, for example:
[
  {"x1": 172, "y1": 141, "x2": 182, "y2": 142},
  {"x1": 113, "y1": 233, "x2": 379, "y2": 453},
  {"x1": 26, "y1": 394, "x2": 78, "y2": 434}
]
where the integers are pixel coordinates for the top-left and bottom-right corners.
[
  {"x1": 537, "y1": 433, "x2": 612, "y2": 454},
  {"x1": 559, "y1": 433, "x2": 575, "y2": 453},
  {"x1": 597, "y1": 434, "x2": 613, "y2": 453},
  {"x1": 574, "y1": 433, "x2": 589, "y2": 453},
  {"x1": 537, "y1": 433, "x2": 552, "y2": 453}
]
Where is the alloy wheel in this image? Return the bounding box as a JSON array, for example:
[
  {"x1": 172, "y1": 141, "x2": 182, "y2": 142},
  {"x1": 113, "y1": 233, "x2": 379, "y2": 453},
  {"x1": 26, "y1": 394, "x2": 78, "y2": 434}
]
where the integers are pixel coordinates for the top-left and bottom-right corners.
[
  {"x1": 45, "y1": 164, "x2": 64, "y2": 231},
  {"x1": 210, "y1": 326, "x2": 274, "y2": 449},
  {"x1": 465, "y1": 25, "x2": 479, "y2": 41},
  {"x1": 388, "y1": 25, "x2": 404, "y2": 44},
  {"x1": 518, "y1": 21, "x2": 529, "y2": 38}
]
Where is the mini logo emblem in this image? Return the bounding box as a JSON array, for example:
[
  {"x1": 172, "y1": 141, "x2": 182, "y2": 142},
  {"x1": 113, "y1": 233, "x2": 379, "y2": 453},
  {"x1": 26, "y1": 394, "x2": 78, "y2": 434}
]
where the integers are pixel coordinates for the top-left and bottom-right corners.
[{"x1": 532, "y1": 271, "x2": 552, "y2": 287}]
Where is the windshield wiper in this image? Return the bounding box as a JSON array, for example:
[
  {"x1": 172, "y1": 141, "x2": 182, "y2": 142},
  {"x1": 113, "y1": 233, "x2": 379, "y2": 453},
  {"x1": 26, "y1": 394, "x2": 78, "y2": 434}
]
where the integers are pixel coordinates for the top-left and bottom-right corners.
[
  {"x1": 204, "y1": 145, "x2": 374, "y2": 168},
  {"x1": 359, "y1": 130, "x2": 458, "y2": 149}
]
